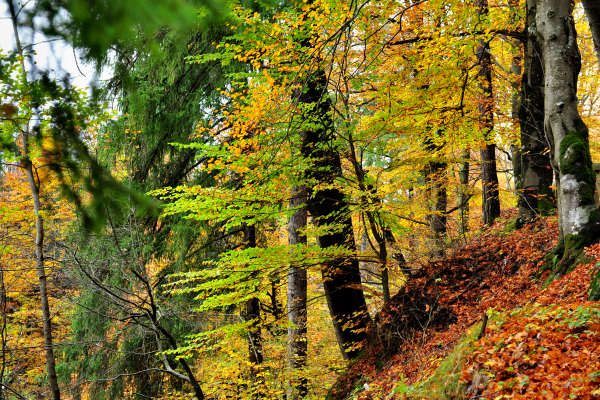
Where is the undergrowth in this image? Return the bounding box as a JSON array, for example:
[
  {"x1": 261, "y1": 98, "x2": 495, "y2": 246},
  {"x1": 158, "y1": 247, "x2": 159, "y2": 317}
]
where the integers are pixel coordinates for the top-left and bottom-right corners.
[
  {"x1": 332, "y1": 215, "x2": 600, "y2": 400},
  {"x1": 391, "y1": 322, "x2": 481, "y2": 400}
]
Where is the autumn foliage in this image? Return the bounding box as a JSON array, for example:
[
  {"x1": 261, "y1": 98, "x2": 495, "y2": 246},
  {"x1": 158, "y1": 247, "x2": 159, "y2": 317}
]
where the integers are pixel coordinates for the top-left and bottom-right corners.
[{"x1": 3, "y1": 0, "x2": 600, "y2": 398}]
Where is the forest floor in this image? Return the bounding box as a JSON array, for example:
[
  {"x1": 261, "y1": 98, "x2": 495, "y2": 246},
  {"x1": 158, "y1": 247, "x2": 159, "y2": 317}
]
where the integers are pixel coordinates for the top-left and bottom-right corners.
[{"x1": 330, "y1": 210, "x2": 600, "y2": 399}]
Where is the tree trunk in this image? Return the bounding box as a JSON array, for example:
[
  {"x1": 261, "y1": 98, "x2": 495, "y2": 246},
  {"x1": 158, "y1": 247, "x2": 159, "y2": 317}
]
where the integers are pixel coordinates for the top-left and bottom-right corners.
[
  {"x1": 537, "y1": 0, "x2": 600, "y2": 271},
  {"x1": 347, "y1": 132, "x2": 390, "y2": 303},
  {"x1": 298, "y1": 71, "x2": 371, "y2": 360},
  {"x1": 429, "y1": 176, "x2": 447, "y2": 247},
  {"x1": 458, "y1": 150, "x2": 470, "y2": 236},
  {"x1": 287, "y1": 185, "x2": 308, "y2": 400},
  {"x1": 509, "y1": 0, "x2": 522, "y2": 194},
  {"x1": 476, "y1": 0, "x2": 501, "y2": 226},
  {"x1": 7, "y1": 2, "x2": 61, "y2": 398},
  {"x1": 0, "y1": 257, "x2": 6, "y2": 400},
  {"x1": 582, "y1": 0, "x2": 600, "y2": 67},
  {"x1": 363, "y1": 214, "x2": 391, "y2": 303},
  {"x1": 242, "y1": 224, "x2": 263, "y2": 365},
  {"x1": 424, "y1": 136, "x2": 447, "y2": 256},
  {"x1": 23, "y1": 161, "x2": 61, "y2": 400},
  {"x1": 517, "y1": 0, "x2": 554, "y2": 224}
]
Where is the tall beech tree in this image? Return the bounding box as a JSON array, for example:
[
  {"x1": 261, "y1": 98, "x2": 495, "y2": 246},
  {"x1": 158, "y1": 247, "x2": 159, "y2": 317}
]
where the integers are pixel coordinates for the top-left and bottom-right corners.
[
  {"x1": 536, "y1": 0, "x2": 600, "y2": 275},
  {"x1": 287, "y1": 185, "x2": 308, "y2": 400},
  {"x1": 424, "y1": 136, "x2": 447, "y2": 255},
  {"x1": 292, "y1": 0, "x2": 370, "y2": 360},
  {"x1": 475, "y1": 0, "x2": 501, "y2": 226},
  {"x1": 7, "y1": 2, "x2": 60, "y2": 397},
  {"x1": 458, "y1": 149, "x2": 470, "y2": 236},
  {"x1": 242, "y1": 223, "x2": 264, "y2": 396},
  {"x1": 298, "y1": 69, "x2": 371, "y2": 359},
  {"x1": 517, "y1": 0, "x2": 554, "y2": 224}
]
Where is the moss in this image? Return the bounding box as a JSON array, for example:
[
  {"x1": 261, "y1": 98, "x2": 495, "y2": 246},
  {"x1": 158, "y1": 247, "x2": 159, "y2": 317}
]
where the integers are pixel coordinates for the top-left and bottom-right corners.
[
  {"x1": 589, "y1": 264, "x2": 600, "y2": 301},
  {"x1": 588, "y1": 208, "x2": 600, "y2": 226},
  {"x1": 504, "y1": 218, "x2": 520, "y2": 232},
  {"x1": 537, "y1": 194, "x2": 556, "y2": 217},
  {"x1": 541, "y1": 234, "x2": 591, "y2": 285},
  {"x1": 325, "y1": 350, "x2": 368, "y2": 400},
  {"x1": 559, "y1": 125, "x2": 596, "y2": 206},
  {"x1": 590, "y1": 270, "x2": 600, "y2": 301},
  {"x1": 391, "y1": 322, "x2": 483, "y2": 400}
]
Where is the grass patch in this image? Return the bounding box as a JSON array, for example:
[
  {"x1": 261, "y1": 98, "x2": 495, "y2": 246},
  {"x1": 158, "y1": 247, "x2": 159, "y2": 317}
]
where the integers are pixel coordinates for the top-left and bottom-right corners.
[{"x1": 390, "y1": 321, "x2": 483, "y2": 399}]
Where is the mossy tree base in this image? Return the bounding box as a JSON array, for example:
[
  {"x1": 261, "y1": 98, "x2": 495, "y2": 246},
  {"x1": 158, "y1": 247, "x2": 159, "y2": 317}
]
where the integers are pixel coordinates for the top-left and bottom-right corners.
[
  {"x1": 541, "y1": 235, "x2": 587, "y2": 281},
  {"x1": 541, "y1": 232, "x2": 600, "y2": 296}
]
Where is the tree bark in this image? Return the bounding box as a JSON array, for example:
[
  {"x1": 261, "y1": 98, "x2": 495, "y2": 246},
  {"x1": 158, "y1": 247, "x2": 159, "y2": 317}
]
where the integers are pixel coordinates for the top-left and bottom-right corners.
[
  {"x1": 286, "y1": 185, "x2": 308, "y2": 400},
  {"x1": 508, "y1": 0, "x2": 522, "y2": 196},
  {"x1": 7, "y1": 1, "x2": 61, "y2": 398},
  {"x1": 242, "y1": 224, "x2": 263, "y2": 366},
  {"x1": 25, "y1": 162, "x2": 61, "y2": 400},
  {"x1": 517, "y1": 0, "x2": 554, "y2": 224},
  {"x1": 0, "y1": 254, "x2": 6, "y2": 400},
  {"x1": 298, "y1": 71, "x2": 371, "y2": 360},
  {"x1": 363, "y1": 214, "x2": 391, "y2": 303},
  {"x1": 476, "y1": 0, "x2": 501, "y2": 226},
  {"x1": 536, "y1": 0, "x2": 600, "y2": 250},
  {"x1": 458, "y1": 149, "x2": 470, "y2": 236},
  {"x1": 347, "y1": 133, "x2": 390, "y2": 303},
  {"x1": 582, "y1": 0, "x2": 600, "y2": 67},
  {"x1": 424, "y1": 136, "x2": 447, "y2": 256}
]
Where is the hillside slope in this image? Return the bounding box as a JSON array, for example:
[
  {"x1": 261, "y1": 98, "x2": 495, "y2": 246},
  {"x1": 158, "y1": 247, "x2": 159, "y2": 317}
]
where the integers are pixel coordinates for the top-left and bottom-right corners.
[{"x1": 330, "y1": 213, "x2": 600, "y2": 399}]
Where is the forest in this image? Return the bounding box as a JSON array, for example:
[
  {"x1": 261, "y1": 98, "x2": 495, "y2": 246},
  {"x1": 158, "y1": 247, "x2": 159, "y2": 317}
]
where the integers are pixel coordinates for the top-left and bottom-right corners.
[{"x1": 1, "y1": 0, "x2": 600, "y2": 398}]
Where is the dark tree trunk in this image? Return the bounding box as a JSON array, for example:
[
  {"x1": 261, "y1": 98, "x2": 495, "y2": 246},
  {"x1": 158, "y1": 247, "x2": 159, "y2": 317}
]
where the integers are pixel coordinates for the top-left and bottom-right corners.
[
  {"x1": 287, "y1": 185, "x2": 308, "y2": 400},
  {"x1": 458, "y1": 149, "x2": 470, "y2": 236},
  {"x1": 429, "y1": 177, "x2": 447, "y2": 245},
  {"x1": 242, "y1": 224, "x2": 263, "y2": 366},
  {"x1": 298, "y1": 71, "x2": 371, "y2": 360},
  {"x1": 582, "y1": 0, "x2": 600, "y2": 67},
  {"x1": 424, "y1": 136, "x2": 447, "y2": 256},
  {"x1": 517, "y1": 0, "x2": 554, "y2": 223},
  {"x1": 476, "y1": 0, "x2": 501, "y2": 226}
]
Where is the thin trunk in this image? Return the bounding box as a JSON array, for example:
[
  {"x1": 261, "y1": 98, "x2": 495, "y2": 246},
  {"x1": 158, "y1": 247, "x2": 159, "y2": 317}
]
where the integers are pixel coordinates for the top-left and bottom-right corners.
[
  {"x1": 582, "y1": 0, "x2": 600, "y2": 67},
  {"x1": 7, "y1": 2, "x2": 60, "y2": 398},
  {"x1": 458, "y1": 149, "x2": 470, "y2": 236},
  {"x1": 241, "y1": 224, "x2": 263, "y2": 397},
  {"x1": 155, "y1": 324, "x2": 204, "y2": 400},
  {"x1": 0, "y1": 260, "x2": 5, "y2": 400},
  {"x1": 424, "y1": 136, "x2": 447, "y2": 256},
  {"x1": 429, "y1": 177, "x2": 447, "y2": 247},
  {"x1": 298, "y1": 70, "x2": 371, "y2": 360},
  {"x1": 242, "y1": 224, "x2": 263, "y2": 366},
  {"x1": 23, "y1": 162, "x2": 61, "y2": 400},
  {"x1": 286, "y1": 185, "x2": 308, "y2": 400},
  {"x1": 476, "y1": 0, "x2": 501, "y2": 226},
  {"x1": 364, "y1": 213, "x2": 391, "y2": 303},
  {"x1": 508, "y1": 0, "x2": 521, "y2": 193},
  {"x1": 380, "y1": 250, "x2": 390, "y2": 304},
  {"x1": 537, "y1": 0, "x2": 599, "y2": 249},
  {"x1": 517, "y1": 0, "x2": 554, "y2": 223},
  {"x1": 359, "y1": 232, "x2": 370, "y2": 284},
  {"x1": 347, "y1": 133, "x2": 390, "y2": 303}
]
